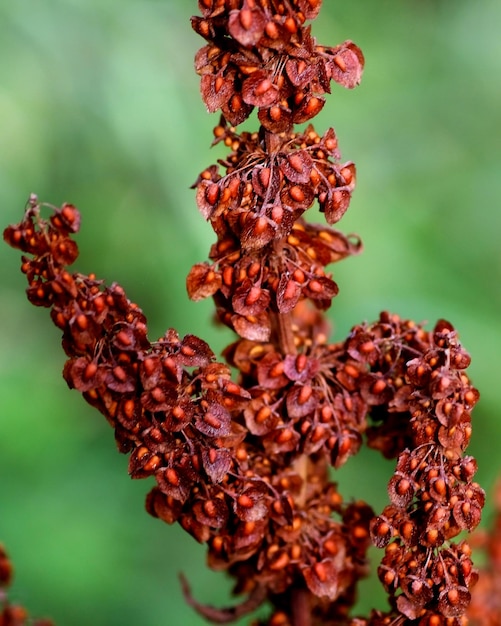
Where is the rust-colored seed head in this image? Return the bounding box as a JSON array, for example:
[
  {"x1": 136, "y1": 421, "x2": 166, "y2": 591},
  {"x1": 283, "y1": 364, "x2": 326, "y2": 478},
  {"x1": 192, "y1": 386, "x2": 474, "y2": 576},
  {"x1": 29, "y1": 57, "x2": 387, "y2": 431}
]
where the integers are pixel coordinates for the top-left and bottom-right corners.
[{"x1": 3, "y1": 3, "x2": 484, "y2": 626}]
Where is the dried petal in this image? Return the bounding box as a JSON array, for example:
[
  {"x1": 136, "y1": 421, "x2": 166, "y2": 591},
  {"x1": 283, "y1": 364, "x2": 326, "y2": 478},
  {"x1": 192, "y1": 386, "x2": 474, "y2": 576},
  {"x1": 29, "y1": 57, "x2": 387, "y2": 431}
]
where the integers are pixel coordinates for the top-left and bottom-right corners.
[
  {"x1": 328, "y1": 41, "x2": 365, "y2": 89},
  {"x1": 303, "y1": 559, "x2": 339, "y2": 600},
  {"x1": 187, "y1": 263, "x2": 222, "y2": 301}
]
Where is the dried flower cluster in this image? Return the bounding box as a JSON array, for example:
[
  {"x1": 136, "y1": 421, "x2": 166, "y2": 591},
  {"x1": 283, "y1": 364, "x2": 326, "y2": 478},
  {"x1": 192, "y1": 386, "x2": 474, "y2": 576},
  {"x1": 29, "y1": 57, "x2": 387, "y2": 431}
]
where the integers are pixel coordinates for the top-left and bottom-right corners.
[
  {"x1": 3, "y1": 1, "x2": 491, "y2": 625},
  {"x1": 0, "y1": 545, "x2": 52, "y2": 626},
  {"x1": 189, "y1": 121, "x2": 360, "y2": 342},
  {"x1": 467, "y1": 481, "x2": 501, "y2": 625},
  {"x1": 364, "y1": 318, "x2": 483, "y2": 624},
  {"x1": 192, "y1": 0, "x2": 363, "y2": 133}
]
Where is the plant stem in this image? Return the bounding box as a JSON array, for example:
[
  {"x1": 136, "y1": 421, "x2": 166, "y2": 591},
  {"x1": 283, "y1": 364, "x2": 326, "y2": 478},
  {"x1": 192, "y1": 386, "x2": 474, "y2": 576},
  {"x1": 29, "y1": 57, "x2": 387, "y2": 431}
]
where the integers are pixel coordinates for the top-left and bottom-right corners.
[
  {"x1": 272, "y1": 310, "x2": 297, "y2": 356},
  {"x1": 291, "y1": 587, "x2": 311, "y2": 626}
]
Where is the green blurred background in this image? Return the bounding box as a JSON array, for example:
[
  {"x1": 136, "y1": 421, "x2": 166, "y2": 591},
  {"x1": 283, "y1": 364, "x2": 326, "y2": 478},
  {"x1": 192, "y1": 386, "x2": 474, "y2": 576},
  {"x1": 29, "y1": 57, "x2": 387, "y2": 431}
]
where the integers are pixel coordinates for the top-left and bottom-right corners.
[{"x1": 1, "y1": 0, "x2": 500, "y2": 623}]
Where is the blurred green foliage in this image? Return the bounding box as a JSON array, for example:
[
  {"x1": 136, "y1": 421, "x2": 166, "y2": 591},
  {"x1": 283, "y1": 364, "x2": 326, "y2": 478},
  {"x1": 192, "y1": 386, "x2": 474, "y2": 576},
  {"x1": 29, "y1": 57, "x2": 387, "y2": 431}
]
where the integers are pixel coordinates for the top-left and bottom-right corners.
[{"x1": 1, "y1": 0, "x2": 500, "y2": 624}]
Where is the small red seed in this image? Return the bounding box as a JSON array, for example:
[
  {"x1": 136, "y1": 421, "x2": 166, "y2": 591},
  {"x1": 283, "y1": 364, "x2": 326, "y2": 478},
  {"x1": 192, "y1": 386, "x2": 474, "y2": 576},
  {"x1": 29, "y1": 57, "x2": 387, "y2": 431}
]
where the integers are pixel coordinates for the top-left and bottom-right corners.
[
  {"x1": 214, "y1": 76, "x2": 224, "y2": 93},
  {"x1": 447, "y1": 588, "x2": 459, "y2": 604},
  {"x1": 255, "y1": 78, "x2": 272, "y2": 96},
  {"x1": 359, "y1": 341, "x2": 374, "y2": 354},
  {"x1": 434, "y1": 478, "x2": 447, "y2": 496},
  {"x1": 305, "y1": 97, "x2": 321, "y2": 115},
  {"x1": 151, "y1": 387, "x2": 166, "y2": 403},
  {"x1": 245, "y1": 286, "x2": 262, "y2": 306},
  {"x1": 283, "y1": 280, "x2": 297, "y2": 301},
  {"x1": 284, "y1": 16, "x2": 297, "y2": 33},
  {"x1": 143, "y1": 357, "x2": 156, "y2": 376},
  {"x1": 272, "y1": 500, "x2": 284, "y2": 515},
  {"x1": 61, "y1": 205, "x2": 76, "y2": 223},
  {"x1": 204, "y1": 412, "x2": 222, "y2": 429},
  {"x1": 270, "y1": 552, "x2": 289, "y2": 571},
  {"x1": 212, "y1": 536, "x2": 223, "y2": 552},
  {"x1": 464, "y1": 390, "x2": 476, "y2": 405},
  {"x1": 75, "y1": 314, "x2": 88, "y2": 330},
  {"x1": 295, "y1": 354, "x2": 307, "y2": 372},
  {"x1": 253, "y1": 216, "x2": 268, "y2": 235},
  {"x1": 83, "y1": 362, "x2": 98, "y2": 380},
  {"x1": 344, "y1": 364, "x2": 359, "y2": 378},
  {"x1": 208, "y1": 448, "x2": 217, "y2": 464},
  {"x1": 116, "y1": 330, "x2": 132, "y2": 346},
  {"x1": 321, "y1": 406, "x2": 332, "y2": 421},
  {"x1": 269, "y1": 105, "x2": 281, "y2": 121},
  {"x1": 371, "y1": 379, "x2": 387, "y2": 394},
  {"x1": 259, "y1": 167, "x2": 271, "y2": 187},
  {"x1": 256, "y1": 406, "x2": 271, "y2": 423},
  {"x1": 313, "y1": 562, "x2": 327, "y2": 582},
  {"x1": 401, "y1": 521, "x2": 414, "y2": 540},
  {"x1": 426, "y1": 529, "x2": 439, "y2": 543},
  {"x1": 289, "y1": 185, "x2": 305, "y2": 202},
  {"x1": 123, "y1": 399, "x2": 135, "y2": 419},
  {"x1": 396, "y1": 478, "x2": 411, "y2": 495},
  {"x1": 293, "y1": 269, "x2": 305, "y2": 283},
  {"x1": 333, "y1": 54, "x2": 347, "y2": 72},
  {"x1": 206, "y1": 183, "x2": 220, "y2": 205},
  {"x1": 265, "y1": 21, "x2": 279, "y2": 39},
  {"x1": 298, "y1": 385, "x2": 312, "y2": 405},
  {"x1": 239, "y1": 8, "x2": 252, "y2": 30},
  {"x1": 311, "y1": 425, "x2": 325, "y2": 443},
  {"x1": 247, "y1": 262, "x2": 260, "y2": 278},
  {"x1": 113, "y1": 365, "x2": 127, "y2": 382},
  {"x1": 238, "y1": 494, "x2": 254, "y2": 508},
  {"x1": 271, "y1": 204, "x2": 283, "y2": 223},
  {"x1": 276, "y1": 429, "x2": 293, "y2": 444},
  {"x1": 181, "y1": 345, "x2": 196, "y2": 357},
  {"x1": 340, "y1": 166, "x2": 353, "y2": 185},
  {"x1": 289, "y1": 154, "x2": 304, "y2": 173},
  {"x1": 93, "y1": 295, "x2": 105, "y2": 313},
  {"x1": 308, "y1": 279, "x2": 322, "y2": 293},
  {"x1": 270, "y1": 362, "x2": 285, "y2": 377},
  {"x1": 222, "y1": 266, "x2": 233, "y2": 286},
  {"x1": 166, "y1": 468, "x2": 179, "y2": 486},
  {"x1": 203, "y1": 500, "x2": 217, "y2": 517},
  {"x1": 144, "y1": 455, "x2": 161, "y2": 473}
]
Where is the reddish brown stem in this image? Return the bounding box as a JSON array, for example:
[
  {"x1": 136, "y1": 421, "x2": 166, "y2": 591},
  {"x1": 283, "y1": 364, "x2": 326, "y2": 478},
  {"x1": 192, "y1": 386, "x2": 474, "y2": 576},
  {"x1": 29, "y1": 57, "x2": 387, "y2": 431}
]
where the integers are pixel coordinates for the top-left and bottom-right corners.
[
  {"x1": 179, "y1": 573, "x2": 267, "y2": 624},
  {"x1": 272, "y1": 310, "x2": 298, "y2": 356},
  {"x1": 291, "y1": 587, "x2": 311, "y2": 626}
]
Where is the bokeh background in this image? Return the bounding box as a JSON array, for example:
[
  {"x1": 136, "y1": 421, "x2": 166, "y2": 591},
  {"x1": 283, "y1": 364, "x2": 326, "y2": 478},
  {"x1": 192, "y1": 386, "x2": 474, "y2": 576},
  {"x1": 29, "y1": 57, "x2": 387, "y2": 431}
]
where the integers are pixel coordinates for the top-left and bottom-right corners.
[{"x1": 1, "y1": 0, "x2": 500, "y2": 624}]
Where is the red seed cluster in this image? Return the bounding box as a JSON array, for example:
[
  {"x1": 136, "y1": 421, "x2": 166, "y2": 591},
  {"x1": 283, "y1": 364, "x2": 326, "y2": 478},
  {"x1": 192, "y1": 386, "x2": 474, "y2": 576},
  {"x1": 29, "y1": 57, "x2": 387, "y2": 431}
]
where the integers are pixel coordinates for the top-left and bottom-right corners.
[
  {"x1": 0, "y1": 544, "x2": 54, "y2": 626},
  {"x1": 343, "y1": 312, "x2": 483, "y2": 623},
  {"x1": 3, "y1": 200, "x2": 375, "y2": 622},
  {"x1": 196, "y1": 123, "x2": 357, "y2": 233},
  {"x1": 467, "y1": 481, "x2": 501, "y2": 625},
  {"x1": 188, "y1": 123, "x2": 360, "y2": 340},
  {"x1": 193, "y1": 0, "x2": 364, "y2": 132},
  {"x1": 3, "y1": 1, "x2": 487, "y2": 624},
  {"x1": 224, "y1": 330, "x2": 368, "y2": 468}
]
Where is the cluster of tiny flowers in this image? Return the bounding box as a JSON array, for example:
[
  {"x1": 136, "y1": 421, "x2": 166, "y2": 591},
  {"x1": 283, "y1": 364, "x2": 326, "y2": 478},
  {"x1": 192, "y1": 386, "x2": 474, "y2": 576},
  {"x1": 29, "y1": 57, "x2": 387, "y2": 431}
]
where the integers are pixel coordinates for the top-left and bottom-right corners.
[
  {"x1": 0, "y1": 545, "x2": 53, "y2": 626},
  {"x1": 4, "y1": 1, "x2": 488, "y2": 624},
  {"x1": 467, "y1": 481, "x2": 501, "y2": 625},
  {"x1": 188, "y1": 122, "x2": 360, "y2": 341},
  {"x1": 4, "y1": 200, "x2": 376, "y2": 624},
  {"x1": 4, "y1": 199, "x2": 483, "y2": 624},
  {"x1": 192, "y1": 0, "x2": 363, "y2": 133},
  {"x1": 347, "y1": 313, "x2": 483, "y2": 625},
  {"x1": 222, "y1": 335, "x2": 366, "y2": 468}
]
